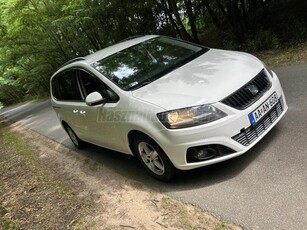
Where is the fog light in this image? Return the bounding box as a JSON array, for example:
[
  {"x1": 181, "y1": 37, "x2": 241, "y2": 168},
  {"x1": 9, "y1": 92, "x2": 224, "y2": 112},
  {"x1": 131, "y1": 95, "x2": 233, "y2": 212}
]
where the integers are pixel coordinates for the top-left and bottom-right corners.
[
  {"x1": 187, "y1": 145, "x2": 235, "y2": 163},
  {"x1": 193, "y1": 148, "x2": 217, "y2": 160}
]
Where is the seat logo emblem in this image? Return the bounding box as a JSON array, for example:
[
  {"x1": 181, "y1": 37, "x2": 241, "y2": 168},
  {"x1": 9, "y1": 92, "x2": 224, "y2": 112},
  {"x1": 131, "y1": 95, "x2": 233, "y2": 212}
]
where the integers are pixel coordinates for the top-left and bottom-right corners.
[{"x1": 246, "y1": 84, "x2": 259, "y2": 95}]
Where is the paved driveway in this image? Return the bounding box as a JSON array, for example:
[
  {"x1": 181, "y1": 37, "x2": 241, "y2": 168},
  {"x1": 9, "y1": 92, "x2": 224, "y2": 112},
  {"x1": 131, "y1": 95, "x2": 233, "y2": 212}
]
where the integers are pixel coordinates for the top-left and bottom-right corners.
[{"x1": 1, "y1": 64, "x2": 307, "y2": 229}]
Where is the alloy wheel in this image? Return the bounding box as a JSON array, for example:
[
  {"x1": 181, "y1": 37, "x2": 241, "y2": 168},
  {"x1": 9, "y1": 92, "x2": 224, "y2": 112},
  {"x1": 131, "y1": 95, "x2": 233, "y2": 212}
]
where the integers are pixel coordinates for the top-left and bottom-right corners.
[{"x1": 138, "y1": 142, "x2": 165, "y2": 176}]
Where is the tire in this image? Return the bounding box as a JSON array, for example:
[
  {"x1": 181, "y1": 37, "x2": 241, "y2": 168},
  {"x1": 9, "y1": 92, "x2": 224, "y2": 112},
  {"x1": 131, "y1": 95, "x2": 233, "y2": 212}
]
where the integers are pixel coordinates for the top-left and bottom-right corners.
[
  {"x1": 65, "y1": 125, "x2": 85, "y2": 149},
  {"x1": 133, "y1": 134, "x2": 176, "y2": 181}
]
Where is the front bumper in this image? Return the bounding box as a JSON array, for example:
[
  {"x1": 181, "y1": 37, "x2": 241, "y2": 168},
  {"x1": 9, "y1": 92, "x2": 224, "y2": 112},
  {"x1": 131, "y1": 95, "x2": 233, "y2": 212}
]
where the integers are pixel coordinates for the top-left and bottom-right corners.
[{"x1": 156, "y1": 71, "x2": 288, "y2": 170}]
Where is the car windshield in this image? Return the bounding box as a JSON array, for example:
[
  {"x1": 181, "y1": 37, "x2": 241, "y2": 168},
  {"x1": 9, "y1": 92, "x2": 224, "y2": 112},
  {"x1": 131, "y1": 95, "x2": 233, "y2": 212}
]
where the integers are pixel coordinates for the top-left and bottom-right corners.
[{"x1": 91, "y1": 36, "x2": 208, "y2": 90}]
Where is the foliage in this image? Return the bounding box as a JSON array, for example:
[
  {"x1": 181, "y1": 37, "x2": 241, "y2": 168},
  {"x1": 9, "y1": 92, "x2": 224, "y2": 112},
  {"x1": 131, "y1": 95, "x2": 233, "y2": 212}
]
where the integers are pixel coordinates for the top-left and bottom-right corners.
[
  {"x1": 0, "y1": 0, "x2": 175, "y2": 105},
  {"x1": 0, "y1": 0, "x2": 306, "y2": 106}
]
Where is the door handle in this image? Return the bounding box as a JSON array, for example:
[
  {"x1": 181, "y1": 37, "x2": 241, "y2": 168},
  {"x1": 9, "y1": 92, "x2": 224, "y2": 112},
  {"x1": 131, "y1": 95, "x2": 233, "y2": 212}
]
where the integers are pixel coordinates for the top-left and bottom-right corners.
[{"x1": 73, "y1": 110, "x2": 79, "y2": 114}]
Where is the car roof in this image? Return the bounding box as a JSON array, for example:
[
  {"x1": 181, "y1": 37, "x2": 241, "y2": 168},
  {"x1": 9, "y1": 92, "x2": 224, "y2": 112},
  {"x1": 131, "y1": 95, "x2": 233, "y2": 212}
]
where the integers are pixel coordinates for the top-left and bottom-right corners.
[
  {"x1": 85, "y1": 35, "x2": 158, "y2": 64},
  {"x1": 56, "y1": 35, "x2": 158, "y2": 73}
]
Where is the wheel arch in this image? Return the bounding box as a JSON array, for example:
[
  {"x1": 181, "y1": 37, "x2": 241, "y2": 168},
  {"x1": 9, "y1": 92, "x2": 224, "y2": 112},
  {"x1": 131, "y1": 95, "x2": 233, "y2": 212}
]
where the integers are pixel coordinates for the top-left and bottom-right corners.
[
  {"x1": 61, "y1": 120, "x2": 69, "y2": 131},
  {"x1": 128, "y1": 130, "x2": 161, "y2": 156},
  {"x1": 128, "y1": 129, "x2": 176, "y2": 181},
  {"x1": 128, "y1": 130, "x2": 145, "y2": 155}
]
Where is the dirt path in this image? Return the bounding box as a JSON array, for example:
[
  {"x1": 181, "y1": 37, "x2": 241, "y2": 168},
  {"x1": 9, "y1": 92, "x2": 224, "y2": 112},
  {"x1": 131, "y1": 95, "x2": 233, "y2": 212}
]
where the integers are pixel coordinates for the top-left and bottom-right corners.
[{"x1": 0, "y1": 119, "x2": 241, "y2": 229}]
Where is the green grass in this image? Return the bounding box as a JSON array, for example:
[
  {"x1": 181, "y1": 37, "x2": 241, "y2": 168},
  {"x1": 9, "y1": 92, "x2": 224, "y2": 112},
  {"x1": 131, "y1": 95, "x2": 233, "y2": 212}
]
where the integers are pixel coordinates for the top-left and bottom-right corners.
[
  {"x1": 0, "y1": 126, "x2": 96, "y2": 229},
  {"x1": 2, "y1": 220, "x2": 19, "y2": 230},
  {"x1": 2, "y1": 128, "x2": 41, "y2": 173},
  {"x1": 161, "y1": 196, "x2": 236, "y2": 230},
  {"x1": 0, "y1": 206, "x2": 7, "y2": 217}
]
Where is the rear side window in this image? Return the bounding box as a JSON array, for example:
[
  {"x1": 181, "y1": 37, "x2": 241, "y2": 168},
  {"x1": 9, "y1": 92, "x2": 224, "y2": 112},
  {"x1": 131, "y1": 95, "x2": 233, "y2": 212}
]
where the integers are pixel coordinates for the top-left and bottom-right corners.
[{"x1": 52, "y1": 70, "x2": 82, "y2": 101}]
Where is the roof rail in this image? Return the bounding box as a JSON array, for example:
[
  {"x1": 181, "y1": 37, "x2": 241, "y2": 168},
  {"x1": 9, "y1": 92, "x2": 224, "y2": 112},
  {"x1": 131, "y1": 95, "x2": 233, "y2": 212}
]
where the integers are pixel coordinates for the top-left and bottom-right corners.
[
  {"x1": 61, "y1": 57, "x2": 86, "y2": 68},
  {"x1": 117, "y1": 35, "x2": 144, "y2": 44}
]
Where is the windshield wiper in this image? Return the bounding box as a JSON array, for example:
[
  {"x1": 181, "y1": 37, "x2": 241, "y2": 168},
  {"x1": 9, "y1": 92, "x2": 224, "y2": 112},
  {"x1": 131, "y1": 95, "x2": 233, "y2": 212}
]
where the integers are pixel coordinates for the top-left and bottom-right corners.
[{"x1": 128, "y1": 80, "x2": 152, "y2": 90}]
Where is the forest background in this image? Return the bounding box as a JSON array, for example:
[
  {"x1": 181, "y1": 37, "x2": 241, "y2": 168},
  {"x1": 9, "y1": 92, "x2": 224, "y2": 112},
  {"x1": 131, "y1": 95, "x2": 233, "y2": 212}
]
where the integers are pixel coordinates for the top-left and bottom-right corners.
[{"x1": 0, "y1": 0, "x2": 306, "y2": 107}]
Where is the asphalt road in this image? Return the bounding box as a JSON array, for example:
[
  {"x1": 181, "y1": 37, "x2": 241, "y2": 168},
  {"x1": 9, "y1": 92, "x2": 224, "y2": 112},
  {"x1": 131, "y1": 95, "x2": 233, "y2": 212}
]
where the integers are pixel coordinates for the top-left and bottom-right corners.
[{"x1": 1, "y1": 64, "x2": 307, "y2": 229}]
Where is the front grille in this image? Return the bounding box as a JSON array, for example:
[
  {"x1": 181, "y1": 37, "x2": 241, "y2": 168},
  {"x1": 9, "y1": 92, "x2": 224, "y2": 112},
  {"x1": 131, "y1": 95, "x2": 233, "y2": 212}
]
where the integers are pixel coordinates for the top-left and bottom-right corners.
[
  {"x1": 232, "y1": 100, "x2": 283, "y2": 146},
  {"x1": 222, "y1": 69, "x2": 271, "y2": 110}
]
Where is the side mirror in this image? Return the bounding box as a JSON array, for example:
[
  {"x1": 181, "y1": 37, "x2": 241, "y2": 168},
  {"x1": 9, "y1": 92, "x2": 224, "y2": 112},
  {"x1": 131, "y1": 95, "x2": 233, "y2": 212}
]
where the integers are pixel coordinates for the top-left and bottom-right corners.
[
  {"x1": 106, "y1": 89, "x2": 119, "y2": 101},
  {"x1": 85, "y1": 92, "x2": 106, "y2": 106}
]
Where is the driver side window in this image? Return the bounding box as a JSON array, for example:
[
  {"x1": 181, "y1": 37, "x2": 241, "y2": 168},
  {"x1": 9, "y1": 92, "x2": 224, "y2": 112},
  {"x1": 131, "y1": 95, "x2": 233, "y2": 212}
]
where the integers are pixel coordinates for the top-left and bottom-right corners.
[
  {"x1": 78, "y1": 70, "x2": 106, "y2": 97},
  {"x1": 76, "y1": 69, "x2": 119, "y2": 102}
]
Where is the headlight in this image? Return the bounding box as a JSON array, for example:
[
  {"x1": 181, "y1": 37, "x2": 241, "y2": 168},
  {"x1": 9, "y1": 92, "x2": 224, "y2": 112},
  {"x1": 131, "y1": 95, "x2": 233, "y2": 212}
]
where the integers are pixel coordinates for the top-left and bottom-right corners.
[{"x1": 157, "y1": 105, "x2": 227, "y2": 129}]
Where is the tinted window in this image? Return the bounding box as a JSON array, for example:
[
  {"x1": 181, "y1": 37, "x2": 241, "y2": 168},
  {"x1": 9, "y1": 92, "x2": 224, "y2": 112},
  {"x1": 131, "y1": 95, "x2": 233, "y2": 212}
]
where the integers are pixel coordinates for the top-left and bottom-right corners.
[
  {"x1": 92, "y1": 36, "x2": 208, "y2": 90},
  {"x1": 77, "y1": 69, "x2": 119, "y2": 102},
  {"x1": 51, "y1": 76, "x2": 61, "y2": 100},
  {"x1": 78, "y1": 70, "x2": 106, "y2": 97},
  {"x1": 52, "y1": 70, "x2": 82, "y2": 101}
]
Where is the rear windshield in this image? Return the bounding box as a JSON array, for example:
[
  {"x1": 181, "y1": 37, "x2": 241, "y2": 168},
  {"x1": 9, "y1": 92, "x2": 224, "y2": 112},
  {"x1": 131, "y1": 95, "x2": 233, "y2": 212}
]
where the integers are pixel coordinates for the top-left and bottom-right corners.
[{"x1": 91, "y1": 36, "x2": 208, "y2": 90}]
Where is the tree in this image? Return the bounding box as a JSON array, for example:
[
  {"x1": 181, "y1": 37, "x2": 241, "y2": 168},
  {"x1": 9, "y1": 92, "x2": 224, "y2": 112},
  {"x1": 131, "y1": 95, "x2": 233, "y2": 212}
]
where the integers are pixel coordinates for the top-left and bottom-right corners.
[
  {"x1": 0, "y1": 0, "x2": 305, "y2": 106},
  {"x1": 0, "y1": 0, "x2": 175, "y2": 105},
  {"x1": 169, "y1": 0, "x2": 192, "y2": 41}
]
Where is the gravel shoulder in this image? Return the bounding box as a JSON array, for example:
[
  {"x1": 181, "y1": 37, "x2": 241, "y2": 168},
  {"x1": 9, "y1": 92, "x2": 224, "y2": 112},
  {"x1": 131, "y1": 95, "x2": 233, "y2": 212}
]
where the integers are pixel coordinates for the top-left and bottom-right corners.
[{"x1": 0, "y1": 118, "x2": 241, "y2": 230}]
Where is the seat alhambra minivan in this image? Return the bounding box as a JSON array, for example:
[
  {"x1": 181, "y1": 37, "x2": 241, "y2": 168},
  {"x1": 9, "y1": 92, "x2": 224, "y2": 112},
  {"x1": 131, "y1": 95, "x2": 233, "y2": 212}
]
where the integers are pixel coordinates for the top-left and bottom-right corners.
[{"x1": 51, "y1": 35, "x2": 287, "y2": 181}]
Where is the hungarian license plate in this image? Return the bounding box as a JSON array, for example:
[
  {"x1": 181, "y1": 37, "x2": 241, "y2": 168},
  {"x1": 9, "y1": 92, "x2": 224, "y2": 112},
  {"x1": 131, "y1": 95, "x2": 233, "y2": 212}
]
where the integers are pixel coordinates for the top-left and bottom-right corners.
[{"x1": 248, "y1": 92, "x2": 278, "y2": 126}]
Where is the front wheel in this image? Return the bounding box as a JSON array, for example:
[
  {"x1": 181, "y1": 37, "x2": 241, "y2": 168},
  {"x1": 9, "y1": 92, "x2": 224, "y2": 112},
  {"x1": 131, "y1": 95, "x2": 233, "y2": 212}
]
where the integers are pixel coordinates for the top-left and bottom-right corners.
[
  {"x1": 66, "y1": 125, "x2": 85, "y2": 149},
  {"x1": 133, "y1": 135, "x2": 176, "y2": 181}
]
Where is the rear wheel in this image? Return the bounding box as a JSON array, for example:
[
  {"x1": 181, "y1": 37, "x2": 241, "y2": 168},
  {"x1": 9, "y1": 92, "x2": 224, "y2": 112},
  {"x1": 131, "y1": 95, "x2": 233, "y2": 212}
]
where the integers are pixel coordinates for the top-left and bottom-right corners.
[
  {"x1": 133, "y1": 135, "x2": 176, "y2": 181},
  {"x1": 65, "y1": 125, "x2": 85, "y2": 149}
]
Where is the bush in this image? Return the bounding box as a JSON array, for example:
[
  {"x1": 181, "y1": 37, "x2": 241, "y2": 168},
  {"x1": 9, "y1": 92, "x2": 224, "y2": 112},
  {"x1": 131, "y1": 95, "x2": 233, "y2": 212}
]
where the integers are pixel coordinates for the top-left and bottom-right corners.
[
  {"x1": 217, "y1": 0, "x2": 307, "y2": 52},
  {"x1": 0, "y1": 84, "x2": 25, "y2": 107},
  {"x1": 275, "y1": 16, "x2": 306, "y2": 44},
  {"x1": 243, "y1": 30, "x2": 279, "y2": 52}
]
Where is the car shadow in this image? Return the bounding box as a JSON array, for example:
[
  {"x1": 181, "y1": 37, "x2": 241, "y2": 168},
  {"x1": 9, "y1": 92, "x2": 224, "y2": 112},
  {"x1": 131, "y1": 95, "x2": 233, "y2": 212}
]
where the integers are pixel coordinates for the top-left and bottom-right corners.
[
  {"x1": 68, "y1": 124, "x2": 281, "y2": 193},
  {"x1": 1, "y1": 100, "x2": 284, "y2": 193}
]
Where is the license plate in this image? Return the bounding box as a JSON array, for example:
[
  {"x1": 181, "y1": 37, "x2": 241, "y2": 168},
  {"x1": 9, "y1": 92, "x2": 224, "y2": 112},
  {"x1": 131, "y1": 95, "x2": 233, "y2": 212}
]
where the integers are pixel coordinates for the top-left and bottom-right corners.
[{"x1": 248, "y1": 92, "x2": 279, "y2": 126}]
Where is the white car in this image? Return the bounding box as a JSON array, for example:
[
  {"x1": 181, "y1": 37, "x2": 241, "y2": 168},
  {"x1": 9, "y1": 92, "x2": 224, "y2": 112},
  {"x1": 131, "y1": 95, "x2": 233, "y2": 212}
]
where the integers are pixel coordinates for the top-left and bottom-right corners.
[{"x1": 50, "y1": 35, "x2": 287, "y2": 181}]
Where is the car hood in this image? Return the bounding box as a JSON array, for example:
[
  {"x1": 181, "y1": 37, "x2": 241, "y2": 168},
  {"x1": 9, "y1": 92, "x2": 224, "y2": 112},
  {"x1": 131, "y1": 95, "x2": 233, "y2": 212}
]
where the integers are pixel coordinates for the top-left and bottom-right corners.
[{"x1": 132, "y1": 49, "x2": 264, "y2": 110}]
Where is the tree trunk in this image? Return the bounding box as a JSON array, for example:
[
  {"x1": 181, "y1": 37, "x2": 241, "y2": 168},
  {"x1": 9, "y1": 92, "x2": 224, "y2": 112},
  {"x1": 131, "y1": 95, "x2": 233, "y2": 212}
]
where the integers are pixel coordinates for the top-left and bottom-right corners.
[
  {"x1": 215, "y1": 0, "x2": 245, "y2": 42},
  {"x1": 78, "y1": 23, "x2": 100, "y2": 51},
  {"x1": 202, "y1": 0, "x2": 222, "y2": 28},
  {"x1": 215, "y1": 0, "x2": 232, "y2": 26},
  {"x1": 167, "y1": 0, "x2": 194, "y2": 42},
  {"x1": 184, "y1": 0, "x2": 199, "y2": 43},
  {"x1": 158, "y1": 0, "x2": 181, "y2": 36}
]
